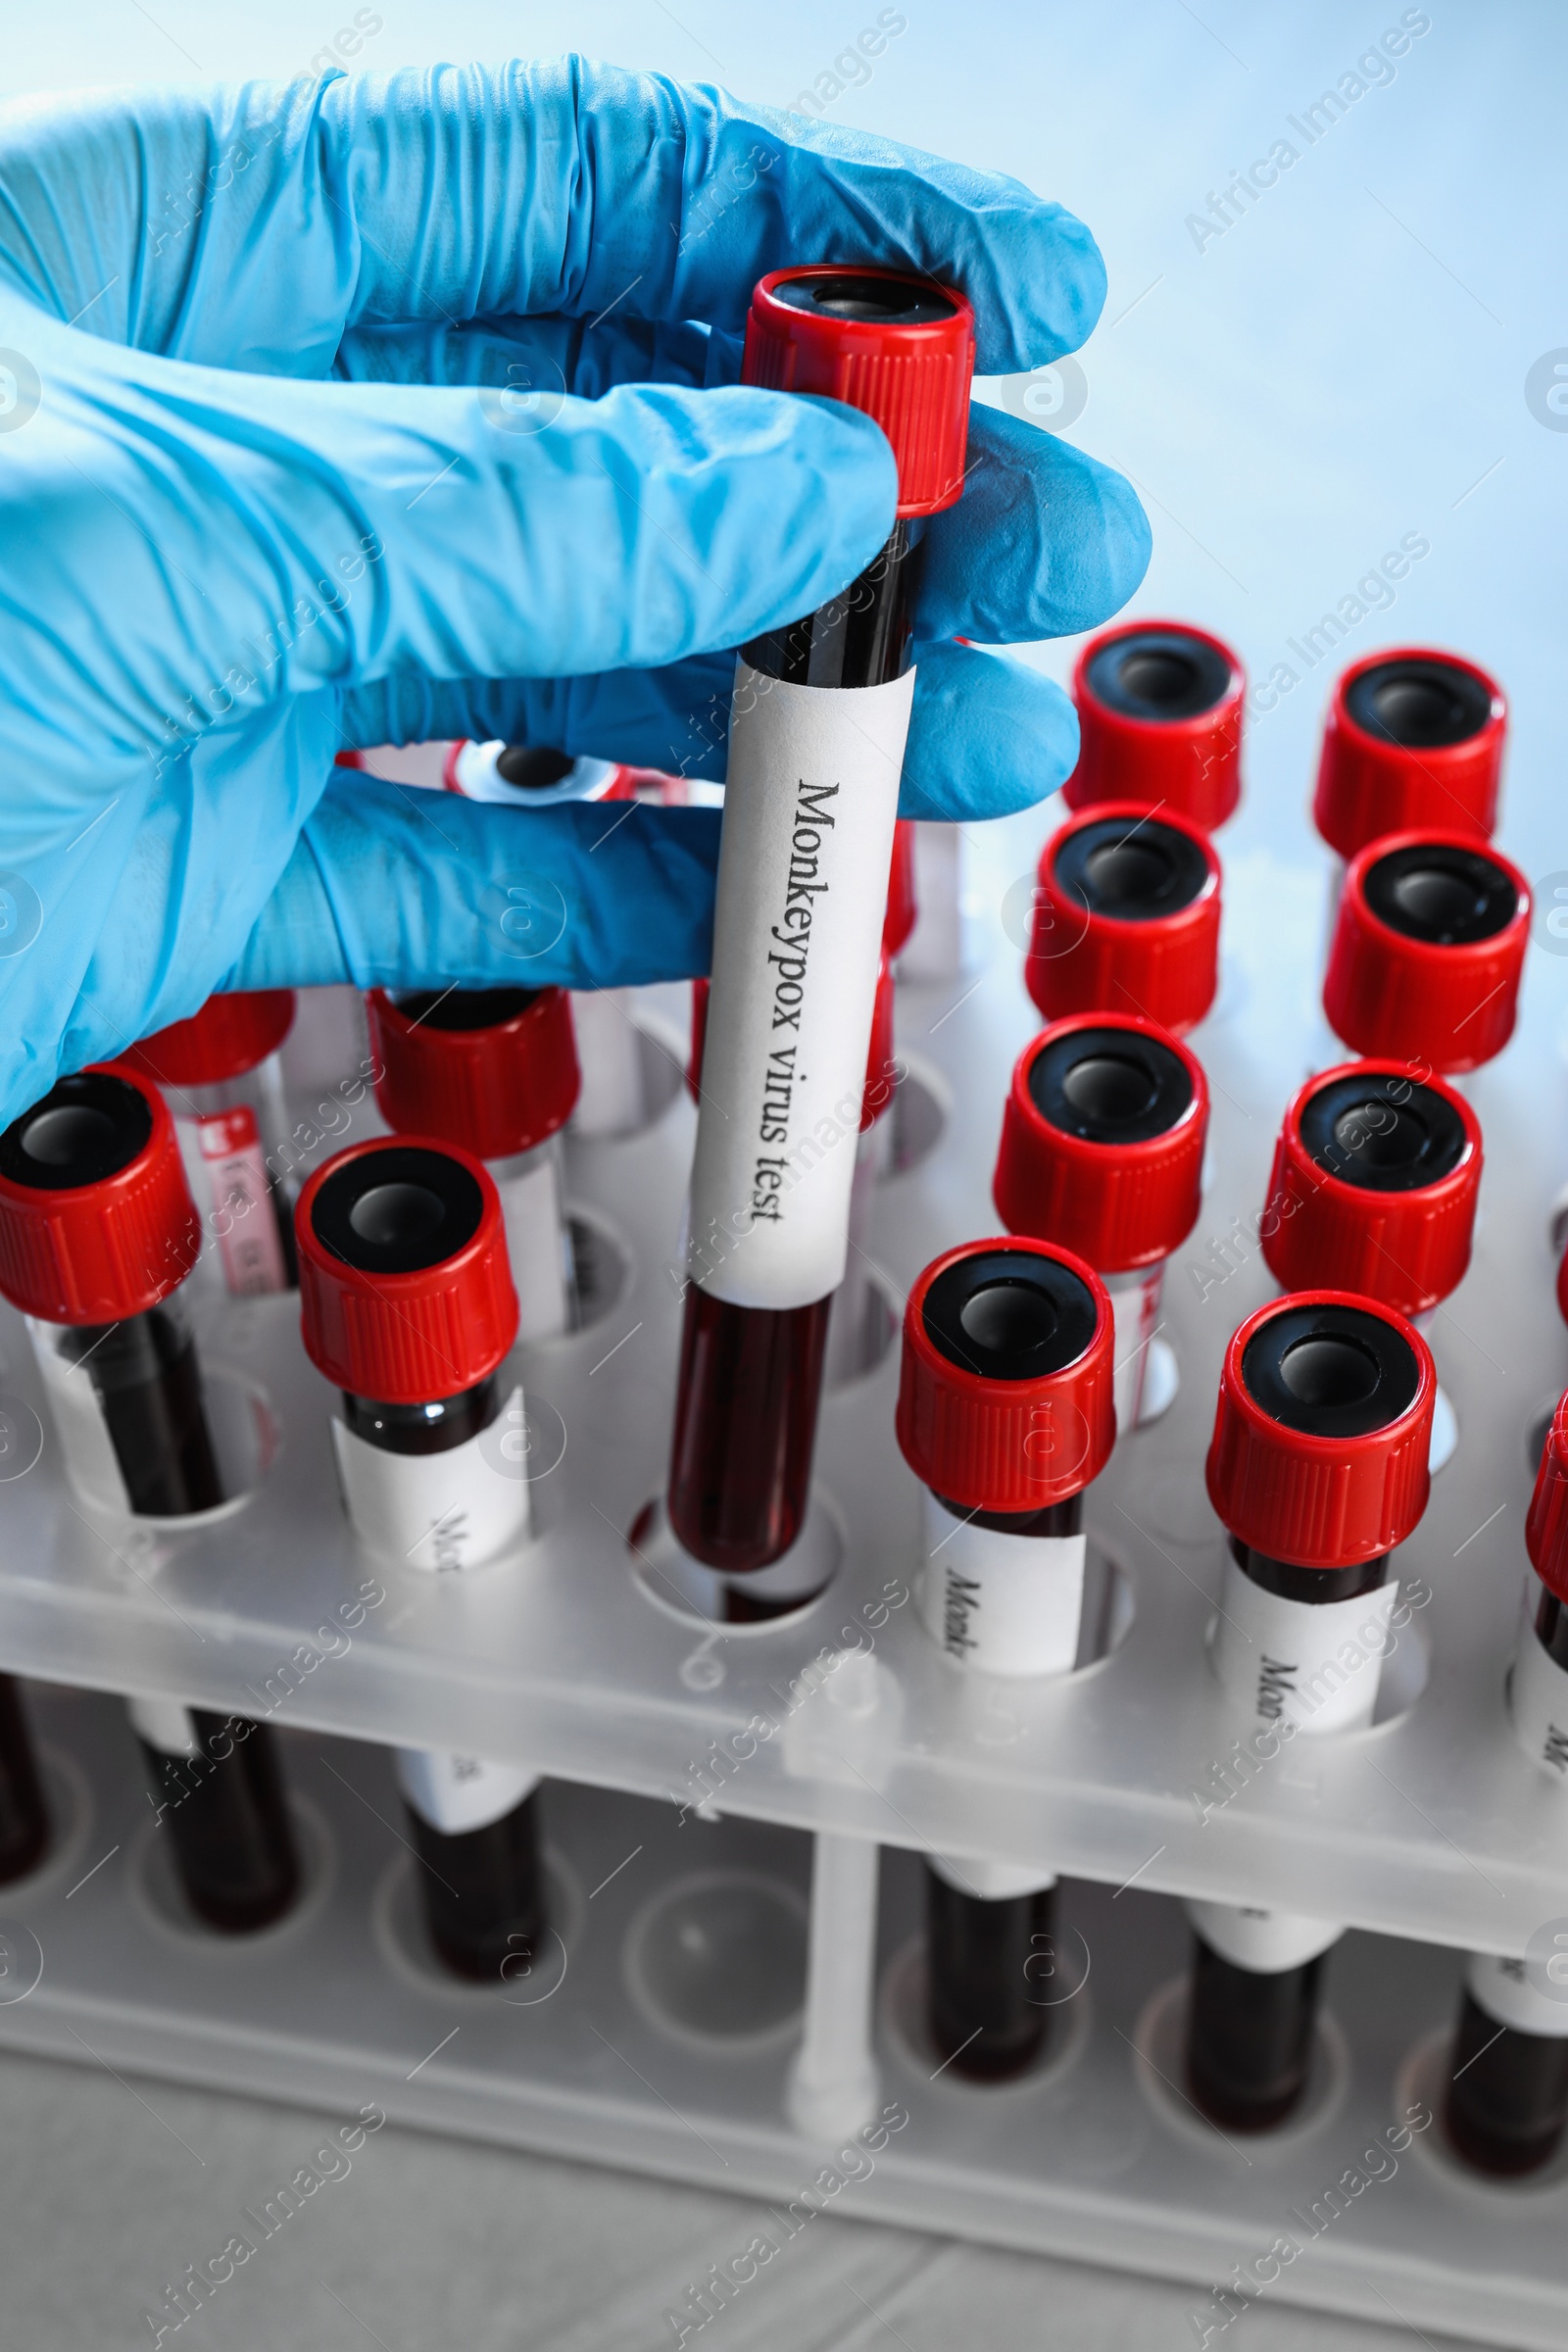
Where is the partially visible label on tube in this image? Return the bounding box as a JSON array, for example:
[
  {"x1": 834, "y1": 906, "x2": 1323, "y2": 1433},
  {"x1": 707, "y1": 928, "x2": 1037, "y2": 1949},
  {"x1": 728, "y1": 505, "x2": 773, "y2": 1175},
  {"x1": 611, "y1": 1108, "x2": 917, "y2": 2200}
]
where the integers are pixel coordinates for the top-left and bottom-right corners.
[
  {"x1": 126, "y1": 1694, "x2": 199, "y2": 1758},
  {"x1": 396, "y1": 1748, "x2": 539, "y2": 1836},
  {"x1": 919, "y1": 1491, "x2": 1087, "y2": 1680},
  {"x1": 194, "y1": 1107, "x2": 288, "y2": 1297},
  {"x1": 1210, "y1": 1555, "x2": 1396, "y2": 1736},
  {"x1": 331, "y1": 1385, "x2": 531, "y2": 1572},
  {"x1": 494, "y1": 1148, "x2": 568, "y2": 1343},
  {"x1": 1187, "y1": 1898, "x2": 1343, "y2": 1973},
  {"x1": 1105, "y1": 1264, "x2": 1163, "y2": 1434},
  {"x1": 688, "y1": 662, "x2": 914, "y2": 1310},
  {"x1": 1507, "y1": 1606, "x2": 1568, "y2": 1781},
  {"x1": 1466, "y1": 1949, "x2": 1568, "y2": 2039}
]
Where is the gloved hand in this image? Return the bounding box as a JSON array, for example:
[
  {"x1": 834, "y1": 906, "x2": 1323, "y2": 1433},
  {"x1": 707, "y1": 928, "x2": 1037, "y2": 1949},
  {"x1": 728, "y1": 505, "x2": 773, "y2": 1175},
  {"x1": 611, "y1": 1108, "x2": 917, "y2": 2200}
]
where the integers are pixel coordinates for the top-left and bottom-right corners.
[{"x1": 0, "y1": 59, "x2": 1149, "y2": 1124}]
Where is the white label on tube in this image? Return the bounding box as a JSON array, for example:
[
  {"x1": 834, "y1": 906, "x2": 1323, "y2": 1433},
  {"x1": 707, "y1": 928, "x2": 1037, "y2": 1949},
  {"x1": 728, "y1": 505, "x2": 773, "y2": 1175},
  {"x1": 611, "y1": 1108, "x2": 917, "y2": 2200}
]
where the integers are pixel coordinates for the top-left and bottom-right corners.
[
  {"x1": 927, "y1": 1850, "x2": 1057, "y2": 1900},
  {"x1": 28, "y1": 1320, "x2": 131, "y2": 1516},
  {"x1": 493, "y1": 1148, "x2": 568, "y2": 1343},
  {"x1": 1507, "y1": 1606, "x2": 1568, "y2": 1781},
  {"x1": 331, "y1": 1386, "x2": 530, "y2": 1572},
  {"x1": 919, "y1": 1491, "x2": 1086, "y2": 1680},
  {"x1": 1105, "y1": 1263, "x2": 1163, "y2": 1434},
  {"x1": 126, "y1": 1695, "x2": 199, "y2": 1757},
  {"x1": 395, "y1": 1747, "x2": 539, "y2": 1836},
  {"x1": 688, "y1": 660, "x2": 914, "y2": 1310},
  {"x1": 1466, "y1": 1950, "x2": 1568, "y2": 2039},
  {"x1": 1210, "y1": 1554, "x2": 1396, "y2": 1735},
  {"x1": 1186, "y1": 1898, "x2": 1344, "y2": 1973},
  {"x1": 192, "y1": 1106, "x2": 288, "y2": 1297}
]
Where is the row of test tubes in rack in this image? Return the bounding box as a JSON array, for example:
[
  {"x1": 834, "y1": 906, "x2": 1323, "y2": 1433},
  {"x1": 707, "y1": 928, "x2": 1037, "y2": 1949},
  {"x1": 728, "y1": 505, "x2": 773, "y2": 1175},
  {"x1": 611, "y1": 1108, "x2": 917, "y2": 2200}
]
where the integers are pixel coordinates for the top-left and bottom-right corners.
[{"x1": 0, "y1": 616, "x2": 1564, "y2": 2191}]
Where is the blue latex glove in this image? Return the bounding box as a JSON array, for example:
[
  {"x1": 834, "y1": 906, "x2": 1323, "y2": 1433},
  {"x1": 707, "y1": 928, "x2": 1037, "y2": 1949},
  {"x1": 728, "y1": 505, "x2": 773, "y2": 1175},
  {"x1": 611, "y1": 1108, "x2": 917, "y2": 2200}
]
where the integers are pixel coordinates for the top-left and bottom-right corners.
[{"x1": 0, "y1": 60, "x2": 1149, "y2": 1123}]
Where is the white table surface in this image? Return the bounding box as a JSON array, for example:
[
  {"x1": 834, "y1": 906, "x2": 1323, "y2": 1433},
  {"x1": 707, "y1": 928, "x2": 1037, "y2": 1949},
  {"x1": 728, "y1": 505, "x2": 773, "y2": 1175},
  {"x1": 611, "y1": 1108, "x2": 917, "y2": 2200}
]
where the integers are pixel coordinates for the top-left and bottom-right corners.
[{"x1": 0, "y1": 1, "x2": 1555, "y2": 2343}]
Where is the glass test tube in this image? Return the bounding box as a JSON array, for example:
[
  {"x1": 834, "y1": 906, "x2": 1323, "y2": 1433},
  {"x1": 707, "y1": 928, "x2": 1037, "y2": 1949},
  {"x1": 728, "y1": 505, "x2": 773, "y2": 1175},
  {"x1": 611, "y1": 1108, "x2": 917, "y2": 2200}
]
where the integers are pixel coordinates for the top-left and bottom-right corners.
[
  {"x1": 121, "y1": 989, "x2": 299, "y2": 1296},
  {"x1": 670, "y1": 262, "x2": 976, "y2": 1575},
  {"x1": 296, "y1": 1136, "x2": 541, "y2": 1981},
  {"x1": 0, "y1": 1066, "x2": 299, "y2": 1927},
  {"x1": 896, "y1": 1236, "x2": 1115, "y2": 2079},
  {"x1": 1193, "y1": 1290, "x2": 1436, "y2": 2129}
]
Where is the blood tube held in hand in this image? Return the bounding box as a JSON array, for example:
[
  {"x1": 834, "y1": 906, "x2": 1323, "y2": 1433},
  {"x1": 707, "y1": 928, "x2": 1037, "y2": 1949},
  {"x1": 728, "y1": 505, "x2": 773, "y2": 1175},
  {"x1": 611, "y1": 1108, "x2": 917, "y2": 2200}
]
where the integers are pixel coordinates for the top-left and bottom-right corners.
[
  {"x1": 1260, "y1": 1060, "x2": 1481, "y2": 1471},
  {"x1": 1438, "y1": 1392, "x2": 1568, "y2": 2173},
  {"x1": 366, "y1": 988, "x2": 580, "y2": 1340},
  {"x1": 993, "y1": 1014, "x2": 1207, "y2": 1433},
  {"x1": 1323, "y1": 831, "x2": 1530, "y2": 1073},
  {"x1": 897, "y1": 1237, "x2": 1115, "y2": 2079},
  {"x1": 296, "y1": 1137, "x2": 543, "y2": 1981},
  {"x1": 671, "y1": 264, "x2": 975, "y2": 1574},
  {"x1": 1026, "y1": 801, "x2": 1221, "y2": 1036},
  {"x1": 121, "y1": 990, "x2": 298, "y2": 1295},
  {"x1": 1191, "y1": 1291, "x2": 1436, "y2": 2129},
  {"x1": 1063, "y1": 622, "x2": 1245, "y2": 831},
  {"x1": 1313, "y1": 650, "x2": 1506, "y2": 861}
]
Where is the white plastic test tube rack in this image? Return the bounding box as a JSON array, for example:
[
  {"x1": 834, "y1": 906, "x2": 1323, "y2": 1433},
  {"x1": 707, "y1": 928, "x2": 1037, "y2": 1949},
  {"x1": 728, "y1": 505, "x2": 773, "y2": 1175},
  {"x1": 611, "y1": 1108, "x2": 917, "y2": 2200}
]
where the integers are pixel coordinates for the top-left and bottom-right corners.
[{"x1": 0, "y1": 796, "x2": 1564, "y2": 2346}]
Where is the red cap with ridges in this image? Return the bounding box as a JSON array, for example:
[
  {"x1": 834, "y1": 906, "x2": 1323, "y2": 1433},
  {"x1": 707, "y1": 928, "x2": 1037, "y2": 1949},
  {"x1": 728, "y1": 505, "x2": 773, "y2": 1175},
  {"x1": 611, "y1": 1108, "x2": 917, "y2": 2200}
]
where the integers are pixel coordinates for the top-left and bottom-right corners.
[
  {"x1": 897, "y1": 1238, "x2": 1115, "y2": 1511},
  {"x1": 885, "y1": 819, "x2": 917, "y2": 956},
  {"x1": 689, "y1": 958, "x2": 896, "y2": 1130},
  {"x1": 1205, "y1": 1291, "x2": 1435, "y2": 1570},
  {"x1": 121, "y1": 991, "x2": 295, "y2": 1089},
  {"x1": 367, "y1": 989, "x2": 579, "y2": 1161},
  {"x1": 993, "y1": 1013, "x2": 1208, "y2": 1271},
  {"x1": 295, "y1": 1136, "x2": 516, "y2": 1403},
  {"x1": 1063, "y1": 621, "x2": 1245, "y2": 830},
  {"x1": 0, "y1": 1066, "x2": 200, "y2": 1323},
  {"x1": 1260, "y1": 1060, "x2": 1482, "y2": 1315},
  {"x1": 1527, "y1": 1391, "x2": 1568, "y2": 1605},
  {"x1": 1323, "y1": 829, "x2": 1531, "y2": 1073},
  {"x1": 1026, "y1": 800, "x2": 1221, "y2": 1035},
  {"x1": 1313, "y1": 647, "x2": 1506, "y2": 860},
  {"x1": 742, "y1": 266, "x2": 975, "y2": 516}
]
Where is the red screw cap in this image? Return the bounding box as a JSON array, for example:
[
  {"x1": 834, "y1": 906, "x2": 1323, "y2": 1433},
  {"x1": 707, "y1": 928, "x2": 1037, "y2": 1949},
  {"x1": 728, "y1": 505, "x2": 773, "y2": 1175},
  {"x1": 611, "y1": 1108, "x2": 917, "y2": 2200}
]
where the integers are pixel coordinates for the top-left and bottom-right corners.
[
  {"x1": 897, "y1": 1237, "x2": 1114, "y2": 1512},
  {"x1": 1205, "y1": 1291, "x2": 1435, "y2": 1571},
  {"x1": 121, "y1": 991, "x2": 295, "y2": 1089},
  {"x1": 993, "y1": 1013, "x2": 1208, "y2": 1273},
  {"x1": 1026, "y1": 800, "x2": 1221, "y2": 1035},
  {"x1": 885, "y1": 818, "x2": 917, "y2": 957},
  {"x1": 1313, "y1": 648, "x2": 1506, "y2": 861},
  {"x1": 743, "y1": 266, "x2": 975, "y2": 516},
  {"x1": 1323, "y1": 830, "x2": 1531, "y2": 1073},
  {"x1": 1063, "y1": 621, "x2": 1245, "y2": 830},
  {"x1": 366, "y1": 988, "x2": 580, "y2": 1162},
  {"x1": 1527, "y1": 1391, "x2": 1568, "y2": 1605},
  {"x1": 0, "y1": 1066, "x2": 200, "y2": 1323},
  {"x1": 296, "y1": 1136, "x2": 516, "y2": 1404},
  {"x1": 1260, "y1": 1060, "x2": 1482, "y2": 1316}
]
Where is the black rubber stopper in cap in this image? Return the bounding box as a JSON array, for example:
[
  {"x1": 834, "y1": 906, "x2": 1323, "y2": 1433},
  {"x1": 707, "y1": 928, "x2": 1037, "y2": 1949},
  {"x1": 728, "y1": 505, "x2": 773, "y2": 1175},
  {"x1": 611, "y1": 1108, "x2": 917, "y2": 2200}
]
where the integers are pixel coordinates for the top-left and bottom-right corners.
[
  {"x1": 1345, "y1": 657, "x2": 1492, "y2": 750},
  {"x1": 1086, "y1": 628, "x2": 1233, "y2": 722},
  {"x1": 922, "y1": 1247, "x2": 1100, "y2": 1384},
  {"x1": 493, "y1": 746, "x2": 577, "y2": 791},
  {"x1": 311, "y1": 1145, "x2": 483, "y2": 1275},
  {"x1": 772, "y1": 272, "x2": 956, "y2": 326},
  {"x1": 1054, "y1": 813, "x2": 1209, "y2": 923},
  {"x1": 0, "y1": 1072, "x2": 153, "y2": 1192},
  {"x1": 1363, "y1": 841, "x2": 1516, "y2": 946},
  {"x1": 1241, "y1": 1300, "x2": 1420, "y2": 1441},
  {"x1": 392, "y1": 987, "x2": 541, "y2": 1032},
  {"x1": 1298, "y1": 1073, "x2": 1467, "y2": 1194},
  {"x1": 1028, "y1": 1023, "x2": 1194, "y2": 1145}
]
